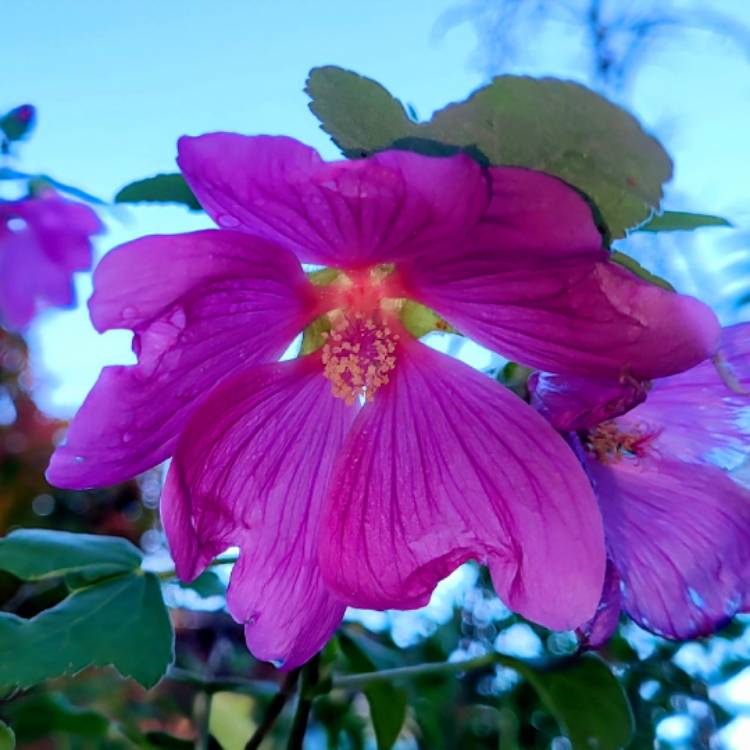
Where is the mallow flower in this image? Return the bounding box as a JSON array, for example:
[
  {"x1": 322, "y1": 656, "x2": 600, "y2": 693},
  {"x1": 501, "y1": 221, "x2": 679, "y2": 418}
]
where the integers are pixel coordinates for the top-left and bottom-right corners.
[
  {"x1": 0, "y1": 190, "x2": 102, "y2": 329},
  {"x1": 47, "y1": 134, "x2": 719, "y2": 668},
  {"x1": 530, "y1": 323, "x2": 750, "y2": 645}
]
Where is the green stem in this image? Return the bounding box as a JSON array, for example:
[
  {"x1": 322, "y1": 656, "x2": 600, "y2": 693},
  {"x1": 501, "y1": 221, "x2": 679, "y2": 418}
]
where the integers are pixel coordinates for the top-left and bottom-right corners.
[
  {"x1": 244, "y1": 668, "x2": 301, "y2": 750},
  {"x1": 328, "y1": 652, "x2": 511, "y2": 693},
  {"x1": 167, "y1": 666, "x2": 277, "y2": 697},
  {"x1": 286, "y1": 656, "x2": 320, "y2": 750},
  {"x1": 196, "y1": 691, "x2": 213, "y2": 750},
  {"x1": 157, "y1": 554, "x2": 240, "y2": 582}
]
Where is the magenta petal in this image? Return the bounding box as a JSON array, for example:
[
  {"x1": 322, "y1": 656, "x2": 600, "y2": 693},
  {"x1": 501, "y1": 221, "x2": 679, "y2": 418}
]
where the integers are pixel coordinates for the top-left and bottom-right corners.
[
  {"x1": 621, "y1": 323, "x2": 750, "y2": 469},
  {"x1": 47, "y1": 230, "x2": 317, "y2": 489},
  {"x1": 0, "y1": 195, "x2": 101, "y2": 329},
  {"x1": 400, "y1": 168, "x2": 719, "y2": 379},
  {"x1": 529, "y1": 371, "x2": 649, "y2": 431},
  {"x1": 319, "y1": 338, "x2": 606, "y2": 630},
  {"x1": 577, "y1": 562, "x2": 622, "y2": 649},
  {"x1": 162, "y1": 356, "x2": 352, "y2": 668},
  {"x1": 177, "y1": 133, "x2": 489, "y2": 267},
  {"x1": 586, "y1": 451, "x2": 750, "y2": 639}
]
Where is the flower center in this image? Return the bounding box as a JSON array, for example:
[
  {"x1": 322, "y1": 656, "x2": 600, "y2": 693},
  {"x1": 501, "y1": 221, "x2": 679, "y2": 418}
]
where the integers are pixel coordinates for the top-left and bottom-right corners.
[
  {"x1": 321, "y1": 310, "x2": 399, "y2": 405},
  {"x1": 583, "y1": 420, "x2": 660, "y2": 464}
]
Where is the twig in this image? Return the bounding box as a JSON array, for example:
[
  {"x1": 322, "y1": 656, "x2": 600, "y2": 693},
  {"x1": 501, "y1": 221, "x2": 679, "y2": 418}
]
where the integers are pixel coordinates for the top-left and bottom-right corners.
[
  {"x1": 285, "y1": 656, "x2": 320, "y2": 750},
  {"x1": 244, "y1": 668, "x2": 301, "y2": 750}
]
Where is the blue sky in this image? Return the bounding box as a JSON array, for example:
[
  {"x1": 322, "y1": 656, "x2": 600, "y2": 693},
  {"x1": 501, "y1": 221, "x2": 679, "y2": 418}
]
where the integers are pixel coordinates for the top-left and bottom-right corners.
[{"x1": 4, "y1": 0, "x2": 750, "y2": 414}]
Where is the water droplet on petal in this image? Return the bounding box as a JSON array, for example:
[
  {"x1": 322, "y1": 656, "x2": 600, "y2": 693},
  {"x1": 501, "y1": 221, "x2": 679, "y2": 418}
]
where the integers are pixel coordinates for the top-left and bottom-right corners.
[
  {"x1": 74, "y1": 455, "x2": 86, "y2": 464},
  {"x1": 122, "y1": 431, "x2": 133, "y2": 444},
  {"x1": 270, "y1": 658, "x2": 285, "y2": 669},
  {"x1": 122, "y1": 306, "x2": 138, "y2": 320},
  {"x1": 218, "y1": 214, "x2": 240, "y2": 228},
  {"x1": 6, "y1": 217, "x2": 27, "y2": 232},
  {"x1": 688, "y1": 587, "x2": 706, "y2": 609}
]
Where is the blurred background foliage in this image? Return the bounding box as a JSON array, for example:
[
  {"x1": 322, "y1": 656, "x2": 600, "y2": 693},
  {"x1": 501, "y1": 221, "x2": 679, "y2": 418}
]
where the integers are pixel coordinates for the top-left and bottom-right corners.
[{"x1": 2, "y1": 1, "x2": 750, "y2": 749}]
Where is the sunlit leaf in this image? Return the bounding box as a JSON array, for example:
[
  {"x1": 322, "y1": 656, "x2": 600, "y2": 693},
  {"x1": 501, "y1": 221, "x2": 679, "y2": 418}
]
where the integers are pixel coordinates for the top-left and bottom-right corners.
[
  {"x1": 115, "y1": 173, "x2": 201, "y2": 211},
  {"x1": 307, "y1": 66, "x2": 672, "y2": 238},
  {"x1": 0, "y1": 721, "x2": 14, "y2": 750},
  {"x1": 209, "y1": 692, "x2": 256, "y2": 750},
  {"x1": 306, "y1": 67, "x2": 414, "y2": 157},
  {"x1": 0, "y1": 571, "x2": 174, "y2": 689},
  {"x1": 0, "y1": 529, "x2": 142, "y2": 585},
  {"x1": 637, "y1": 210, "x2": 731, "y2": 232},
  {"x1": 610, "y1": 251, "x2": 675, "y2": 291},
  {"x1": 400, "y1": 300, "x2": 456, "y2": 338}
]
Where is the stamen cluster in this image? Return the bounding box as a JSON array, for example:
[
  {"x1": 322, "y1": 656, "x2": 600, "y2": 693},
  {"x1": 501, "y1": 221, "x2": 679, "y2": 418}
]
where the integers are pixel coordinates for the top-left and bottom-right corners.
[
  {"x1": 584, "y1": 420, "x2": 659, "y2": 464},
  {"x1": 321, "y1": 312, "x2": 399, "y2": 405}
]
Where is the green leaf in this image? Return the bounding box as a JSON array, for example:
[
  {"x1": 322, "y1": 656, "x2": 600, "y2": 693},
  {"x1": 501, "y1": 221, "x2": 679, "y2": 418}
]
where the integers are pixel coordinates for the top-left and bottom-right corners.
[
  {"x1": 0, "y1": 529, "x2": 142, "y2": 584},
  {"x1": 637, "y1": 210, "x2": 731, "y2": 232},
  {"x1": 0, "y1": 721, "x2": 14, "y2": 750},
  {"x1": 400, "y1": 300, "x2": 456, "y2": 338},
  {"x1": 339, "y1": 634, "x2": 407, "y2": 750},
  {"x1": 511, "y1": 655, "x2": 633, "y2": 750},
  {"x1": 610, "y1": 251, "x2": 675, "y2": 292},
  {"x1": 176, "y1": 569, "x2": 225, "y2": 598},
  {"x1": 209, "y1": 692, "x2": 256, "y2": 750},
  {"x1": 307, "y1": 67, "x2": 415, "y2": 157},
  {"x1": 0, "y1": 571, "x2": 174, "y2": 689},
  {"x1": 3, "y1": 693, "x2": 109, "y2": 742},
  {"x1": 306, "y1": 67, "x2": 672, "y2": 238},
  {"x1": 115, "y1": 173, "x2": 201, "y2": 211}
]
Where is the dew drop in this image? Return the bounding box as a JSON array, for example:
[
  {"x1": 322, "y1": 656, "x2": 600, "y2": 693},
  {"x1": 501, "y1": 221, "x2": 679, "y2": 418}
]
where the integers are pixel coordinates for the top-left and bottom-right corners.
[
  {"x1": 6, "y1": 217, "x2": 28, "y2": 232},
  {"x1": 724, "y1": 592, "x2": 742, "y2": 615},
  {"x1": 687, "y1": 587, "x2": 706, "y2": 609},
  {"x1": 218, "y1": 214, "x2": 240, "y2": 228},
  {"x1": 122, "y1": 431, "x2": 133, "y2": 444},
  {"x1": 122, "y1": 306, "x2": 138, "y2": 320},
  {"x1": 74, "y1": 455, "x2": 86, "y2": 464}
]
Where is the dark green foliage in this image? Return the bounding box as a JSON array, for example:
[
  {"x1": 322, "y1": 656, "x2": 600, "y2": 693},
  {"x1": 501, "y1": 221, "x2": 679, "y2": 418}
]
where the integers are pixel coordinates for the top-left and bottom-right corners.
[
  {"x1": 115, "y1": 174, "x2": 201, "y2": 211},
  {"x1": 307, "y1": 66, "x2": 672, "y2": 238}
]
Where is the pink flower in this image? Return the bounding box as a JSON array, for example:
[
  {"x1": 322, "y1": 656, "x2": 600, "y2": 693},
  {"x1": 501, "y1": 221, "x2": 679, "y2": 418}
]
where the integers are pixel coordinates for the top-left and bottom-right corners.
[
  {"x1": 530, "y1": 324, "x2": 750, "y2": 644},
  {"x1": 47, "y1": 134, "x2": 719, "y2": 668},
  {"x1": 0, "y1": 192, "x2": 102, "y2": 329}
]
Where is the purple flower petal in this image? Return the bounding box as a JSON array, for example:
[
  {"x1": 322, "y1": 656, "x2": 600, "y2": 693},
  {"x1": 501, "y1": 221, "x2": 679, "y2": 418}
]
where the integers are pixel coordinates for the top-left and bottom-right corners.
[
  {"x1": 319, "y1": 337, "x2": 606, "y2": 630},
  {"x1": 177, "y1": 133, "x2": 489, "y2": 267},
  {"x1": 0, "y1": 194, "x2": 102, "y2": 329},
  {"x1": 577, "y1": 561, "x2": 622, "y2": 649},
  {"x1": 47, "y1": 230, "x2": 318, "y2": 489},
  {"x1": 399, "y1": 167, "x2": 720, "y2": 379},
  {"x1": 620, "y1": 323, "x2": 750, "y2": 469},
  {"x1": 585, "y1": 450, "x2": 750, "y2": 639},
  {"x1": 162, "y1": 355, "x2": 353, "y2": 669},
  {"x1": 529, "y1": 371, "x2": 649, "y2": 431}
]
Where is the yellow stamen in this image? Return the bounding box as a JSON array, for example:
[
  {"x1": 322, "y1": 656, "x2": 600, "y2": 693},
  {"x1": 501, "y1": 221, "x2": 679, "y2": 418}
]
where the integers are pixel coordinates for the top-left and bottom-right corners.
[
  {"x1": 585, "y1": 420, "x2": 657, "y2": 464},
  {"x1": 321, "y1": 312, "x2": 399, "y2": 405}
]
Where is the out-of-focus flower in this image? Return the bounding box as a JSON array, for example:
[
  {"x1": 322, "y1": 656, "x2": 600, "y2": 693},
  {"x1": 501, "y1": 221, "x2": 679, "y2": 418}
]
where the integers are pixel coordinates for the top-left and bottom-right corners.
[
  {"x1": 0, "y1": 192, "x2": 102, "y2": 329},
  {"x1": 531, "y1": 324, "x2": 750, "y2": 644},
  {"x1": 0, "y1": 103, "x2": 36, "y2": 144},
  {"x1": 48, "y1": 134, "x2": 719, "y2": 668}
]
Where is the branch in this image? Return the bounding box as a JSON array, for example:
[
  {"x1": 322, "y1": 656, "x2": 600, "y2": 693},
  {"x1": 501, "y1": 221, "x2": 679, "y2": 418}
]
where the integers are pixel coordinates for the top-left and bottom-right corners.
[
  {"x1": 286, "y1": 656, "x2": 320, "y2": 750},
  {"x1": 245, "y1": 668, "x2": 302, "y2": 750}
]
